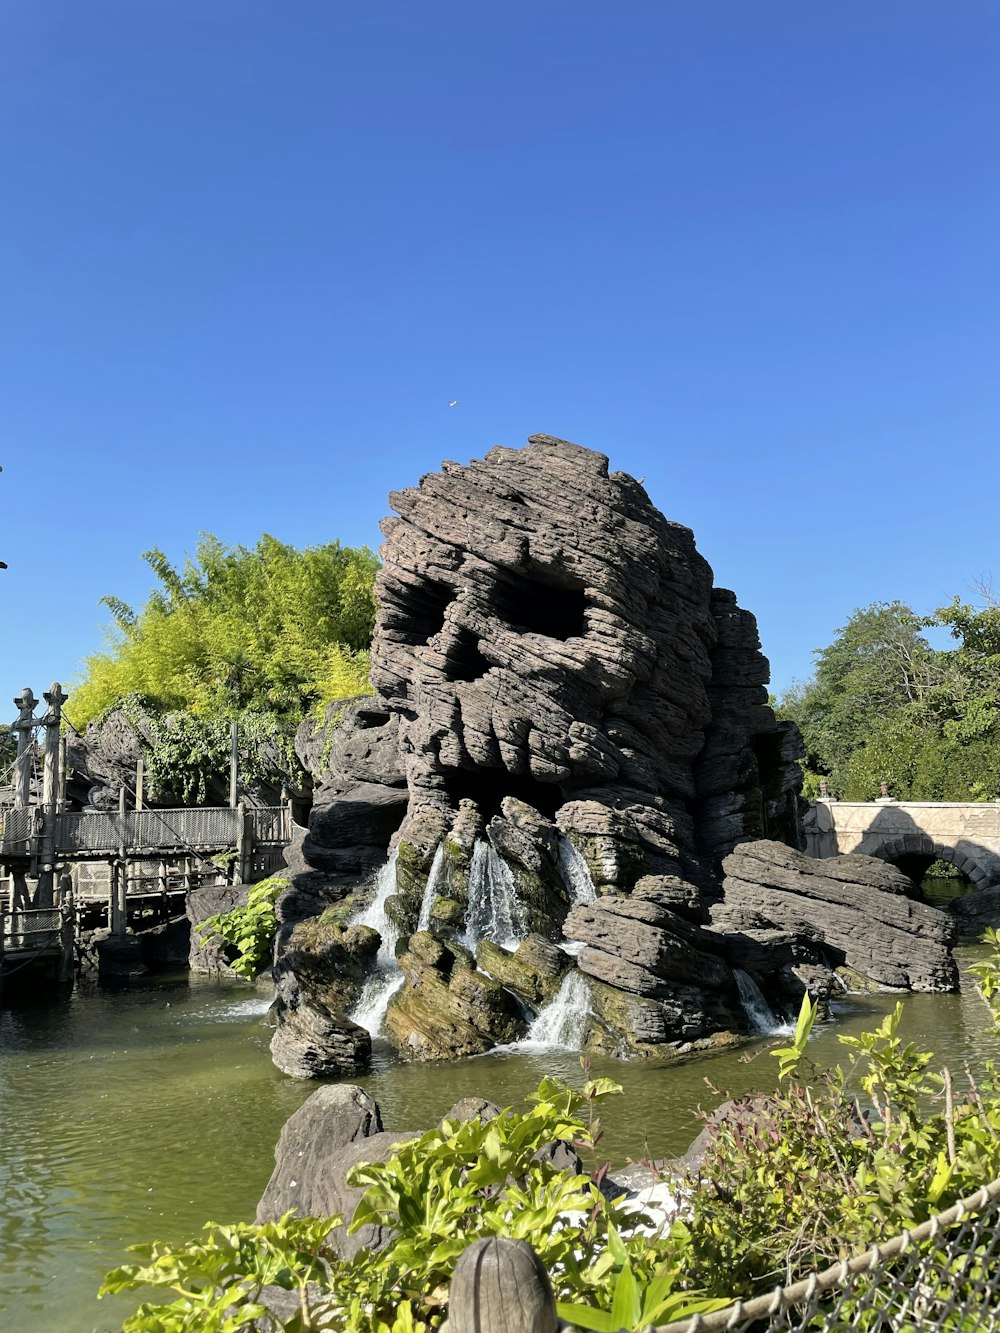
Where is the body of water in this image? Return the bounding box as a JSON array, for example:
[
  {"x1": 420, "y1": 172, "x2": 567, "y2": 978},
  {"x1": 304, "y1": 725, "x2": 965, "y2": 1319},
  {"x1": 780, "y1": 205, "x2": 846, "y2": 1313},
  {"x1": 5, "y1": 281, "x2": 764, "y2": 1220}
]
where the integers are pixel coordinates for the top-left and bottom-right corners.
[{"x1": 1, "y1": 959, "x2": 998, "y2": 1332}]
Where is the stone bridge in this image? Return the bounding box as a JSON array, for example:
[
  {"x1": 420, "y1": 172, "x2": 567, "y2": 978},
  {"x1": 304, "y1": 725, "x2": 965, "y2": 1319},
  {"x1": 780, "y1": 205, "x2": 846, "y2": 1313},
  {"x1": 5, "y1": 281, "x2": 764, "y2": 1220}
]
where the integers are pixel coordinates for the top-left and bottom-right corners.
[{"x1": 804, "y1": 799, "x2": 1000, "y2": 890}]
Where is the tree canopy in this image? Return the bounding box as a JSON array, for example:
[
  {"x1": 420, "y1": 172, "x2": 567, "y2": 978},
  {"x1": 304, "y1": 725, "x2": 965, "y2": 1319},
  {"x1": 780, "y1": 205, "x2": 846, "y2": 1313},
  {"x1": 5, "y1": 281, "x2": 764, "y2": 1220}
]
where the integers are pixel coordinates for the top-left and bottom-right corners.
[
  {"x1": 776, "y1": 592, "x2": 1000, "y2": 802},
  {"x1": 68, "y1": 534, "x2": 378, "y2": 729},
  {"x1": 65, "y1": 534, "x2": 378, "y2": 803}
]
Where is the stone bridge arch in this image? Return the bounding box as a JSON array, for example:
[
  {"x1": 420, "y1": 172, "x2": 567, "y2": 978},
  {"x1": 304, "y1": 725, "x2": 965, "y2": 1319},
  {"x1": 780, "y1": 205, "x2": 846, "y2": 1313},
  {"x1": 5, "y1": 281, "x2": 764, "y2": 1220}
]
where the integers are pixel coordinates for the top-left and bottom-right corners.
[
  {"x1": 861, "y1": 832, "x2": 993, "y2": 890},
  {"x1": 805, "y1": 800, "x2": 1000, "y2": 890}
]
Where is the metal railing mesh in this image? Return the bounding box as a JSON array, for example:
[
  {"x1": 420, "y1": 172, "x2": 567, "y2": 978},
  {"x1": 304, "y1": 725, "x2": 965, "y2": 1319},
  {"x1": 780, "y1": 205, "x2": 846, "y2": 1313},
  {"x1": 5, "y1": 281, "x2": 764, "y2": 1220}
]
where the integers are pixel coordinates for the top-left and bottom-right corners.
[
  {"x1": 657, "y1": 1178, "x2": 1000, "y2": 1332},
  {"x1": 1, "y1": 907, "x2": 63, "y2": 949}
]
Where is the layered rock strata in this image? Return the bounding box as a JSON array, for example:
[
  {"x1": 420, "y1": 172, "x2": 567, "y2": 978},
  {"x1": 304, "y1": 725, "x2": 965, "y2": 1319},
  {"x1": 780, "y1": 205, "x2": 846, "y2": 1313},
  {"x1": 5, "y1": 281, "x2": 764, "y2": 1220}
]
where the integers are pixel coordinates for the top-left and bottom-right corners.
[
  {"x1": 271, "y1": 437, "x2": 833, "y2": 1068},
  {"x1": 713, "y1": 840, "x2": 958, "y2": 993}
]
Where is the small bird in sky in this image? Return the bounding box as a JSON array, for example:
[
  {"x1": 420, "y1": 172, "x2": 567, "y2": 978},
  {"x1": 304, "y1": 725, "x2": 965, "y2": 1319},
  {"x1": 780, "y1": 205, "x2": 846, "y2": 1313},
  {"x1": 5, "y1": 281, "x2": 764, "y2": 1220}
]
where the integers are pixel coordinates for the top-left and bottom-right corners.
[{"x1": 448, "y1": 400, "x2": 459, "y2": 407}]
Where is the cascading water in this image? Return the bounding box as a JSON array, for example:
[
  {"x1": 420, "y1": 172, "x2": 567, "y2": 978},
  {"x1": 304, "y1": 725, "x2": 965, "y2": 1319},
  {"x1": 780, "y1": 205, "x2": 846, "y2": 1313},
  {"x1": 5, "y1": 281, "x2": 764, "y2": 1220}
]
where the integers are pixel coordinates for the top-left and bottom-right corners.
[
  {"x1": 349, "y1": 850, "x2": 404, "y2": 1036},
  {"x1": 556, "y1": 833, "x2": 597, "y2": 905},
  {"x1": 522, "y1": 970, "x2": 592, "y2": 1049},
  {"x1": 462, "y1": 840, "x2": 527, "y2": 951},
  {"x1": 416, "y1": 843, "x2": 447, "y2": 931},
  {"x1": 734, "y1": 967, "x2": 784, "y2": 1035}
]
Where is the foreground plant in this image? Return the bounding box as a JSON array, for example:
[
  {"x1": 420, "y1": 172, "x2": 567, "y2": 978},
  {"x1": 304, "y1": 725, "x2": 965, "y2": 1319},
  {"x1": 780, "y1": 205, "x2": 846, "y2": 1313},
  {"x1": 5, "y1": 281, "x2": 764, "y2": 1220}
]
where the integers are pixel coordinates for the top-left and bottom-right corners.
[
  {"x1": 100, "y1": 1076, "x2": 722, "y2": 1331},
  {"x1": 681, "y1": 937, "x2": 1000, "y2": 1300},
  {"x1": 102, "y1": 935, "x2": 1000, "y2": 1329},
  {"x1": 195, "y1": 876, "x2": 288, "y2": 979}
]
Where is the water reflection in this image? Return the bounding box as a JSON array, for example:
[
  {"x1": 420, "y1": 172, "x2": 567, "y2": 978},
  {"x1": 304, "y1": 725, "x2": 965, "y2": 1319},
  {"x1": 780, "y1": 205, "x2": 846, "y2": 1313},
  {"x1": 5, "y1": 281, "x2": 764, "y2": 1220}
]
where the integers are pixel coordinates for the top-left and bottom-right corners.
[{"x1": 1, "y1": 954, "x2": 997, "y2": 1333}]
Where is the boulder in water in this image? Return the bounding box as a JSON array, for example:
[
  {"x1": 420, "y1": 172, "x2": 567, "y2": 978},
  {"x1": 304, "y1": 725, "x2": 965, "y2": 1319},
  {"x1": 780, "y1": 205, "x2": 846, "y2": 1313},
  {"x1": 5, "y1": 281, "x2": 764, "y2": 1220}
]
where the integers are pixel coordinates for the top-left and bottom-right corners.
[
  {"x1": 714, "y1": 840, "x2": 958, "y2": 993},
  {"x1": 384, "y1": 932, "x2": 527, "y2": 1059},
  {"x1": 476, "y1": 933, "x2": 569, "y2": 1009}
]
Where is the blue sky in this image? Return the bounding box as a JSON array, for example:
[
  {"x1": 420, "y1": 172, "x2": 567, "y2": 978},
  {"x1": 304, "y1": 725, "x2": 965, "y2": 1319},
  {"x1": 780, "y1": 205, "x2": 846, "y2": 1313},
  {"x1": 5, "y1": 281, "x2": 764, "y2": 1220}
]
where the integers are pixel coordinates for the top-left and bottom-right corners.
[{"x1": 2, "y1": 1, "x2": 998, "y2": 717}]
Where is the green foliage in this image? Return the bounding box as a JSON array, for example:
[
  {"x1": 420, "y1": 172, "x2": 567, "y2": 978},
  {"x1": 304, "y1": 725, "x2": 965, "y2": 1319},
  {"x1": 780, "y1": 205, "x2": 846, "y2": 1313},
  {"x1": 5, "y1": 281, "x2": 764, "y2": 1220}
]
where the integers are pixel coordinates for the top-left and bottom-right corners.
[
  {"x1": 68, "y1": 533, "x2": 379, "y2": 728},
  {"x1": 195, "y1": 876, "x2": 288, "y2": 979},
  {"x1": 103, "y1": 940, "x2": 1000, "y2": 1328},
  {"x1": 103, "y1": 1076, "x2": 723, "y2": 1332},
  {"x1": 100, "y1": 1213, "x2": 338, "y2": 1332},
  {"x1": 775, "y1": 592, "x2": 1000, "y2": 800},
  {"x1": 0, "y1": 723, "x2": 16, "y2": 774},
  {"x1": 968, "y1": 929, "x2": 1000, "y2": 1023},
  {"x1": 681, "y1": 969, "x2": 1000, "y2": 1298}
]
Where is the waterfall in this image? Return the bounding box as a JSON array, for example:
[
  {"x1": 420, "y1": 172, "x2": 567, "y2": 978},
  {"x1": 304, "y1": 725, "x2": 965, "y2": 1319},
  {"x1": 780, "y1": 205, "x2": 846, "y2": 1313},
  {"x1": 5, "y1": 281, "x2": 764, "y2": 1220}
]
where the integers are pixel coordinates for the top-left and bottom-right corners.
[
  {"x1": 522, "y1": 970, "x2": 592, "y2": 1049},
  {"x1": 734, "y1": 968, "x2": 783, "y2": 1035},
  {"x1": 462, "y1": 840, "x2": 527, "y2": 951},
  {"x1": 416, "y1": 843, "x2": 447, "y2": 931},
  {"x1": 556, "y1": 834, "x2": 597, "y2": 904},
  {"x1": 349, "y1": 850, "x2": 404, "y2": 1036}
]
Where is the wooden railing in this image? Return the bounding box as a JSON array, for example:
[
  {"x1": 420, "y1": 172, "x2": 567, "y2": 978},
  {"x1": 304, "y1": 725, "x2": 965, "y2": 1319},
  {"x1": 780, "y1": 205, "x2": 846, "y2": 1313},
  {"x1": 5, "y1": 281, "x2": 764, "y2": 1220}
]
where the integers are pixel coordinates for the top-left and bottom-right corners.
[{"x1": 0, "y1": 804, "x2": 290, "y2": 860}]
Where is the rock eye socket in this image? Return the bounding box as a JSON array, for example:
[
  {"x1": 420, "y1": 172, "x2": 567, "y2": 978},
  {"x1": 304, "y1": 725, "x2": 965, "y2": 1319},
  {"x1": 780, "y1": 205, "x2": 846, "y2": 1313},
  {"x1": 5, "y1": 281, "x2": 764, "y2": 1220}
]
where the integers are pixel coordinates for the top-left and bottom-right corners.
[
  {"x1": 406, "y1": 577, "x2": 453, "y2": 646},
  {"x1": 494, "y1": 568, "x2": 587, "y2": 642}
]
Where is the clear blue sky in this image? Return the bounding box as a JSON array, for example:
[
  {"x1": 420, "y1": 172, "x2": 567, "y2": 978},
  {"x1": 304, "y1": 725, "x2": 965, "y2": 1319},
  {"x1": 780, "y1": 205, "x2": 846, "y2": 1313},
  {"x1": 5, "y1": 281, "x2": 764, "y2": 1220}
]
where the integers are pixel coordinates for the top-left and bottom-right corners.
[{"x1": 2, "y1": 1, "x2": 998, "y2": 718}]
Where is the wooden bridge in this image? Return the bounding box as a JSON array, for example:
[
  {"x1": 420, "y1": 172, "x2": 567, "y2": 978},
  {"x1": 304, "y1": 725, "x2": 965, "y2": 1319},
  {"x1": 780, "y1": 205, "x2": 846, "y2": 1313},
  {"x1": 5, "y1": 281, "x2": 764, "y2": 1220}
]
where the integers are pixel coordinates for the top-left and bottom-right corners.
[
  {"x1": 1, "y1": 680, "x2": 293, "y2": 990},
  {"x1": 0, "y1": 803, "x2": 289, "y2": 871}
]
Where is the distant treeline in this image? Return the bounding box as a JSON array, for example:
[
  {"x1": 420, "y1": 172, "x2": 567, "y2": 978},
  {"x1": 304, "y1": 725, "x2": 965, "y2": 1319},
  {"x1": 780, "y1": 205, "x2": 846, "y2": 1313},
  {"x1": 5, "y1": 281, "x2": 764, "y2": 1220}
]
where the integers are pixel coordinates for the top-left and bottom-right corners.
[{"x1": 774, "y1": 592, "x2": 1000, "y2": 802}]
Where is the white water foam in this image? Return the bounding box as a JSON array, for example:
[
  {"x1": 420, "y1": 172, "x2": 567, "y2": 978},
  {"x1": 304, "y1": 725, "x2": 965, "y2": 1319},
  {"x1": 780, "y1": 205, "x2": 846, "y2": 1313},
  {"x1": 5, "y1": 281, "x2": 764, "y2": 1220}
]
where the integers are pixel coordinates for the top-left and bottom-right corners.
[
  {"x1": 734, "y1": 967, "x2": 791, "y2": 1035},
  {"x1": 463, "y1": 840, "x2": 527, "y2": 951},
  {"x1": 417, "y1": 843, "x2": 448, "y2": 931},
  {"x1": 520, "y1": 969, "x2": 592, "y2": 1050},
  {"x1": 349, "y1": 850, "x2": 404, "y2": 1037},
  {"x1": 183, "y1": 993, "x2": 274, "y2": 1022},
  {"x1": 556, "y1": 834, "x2": 597, "y2": 905}
]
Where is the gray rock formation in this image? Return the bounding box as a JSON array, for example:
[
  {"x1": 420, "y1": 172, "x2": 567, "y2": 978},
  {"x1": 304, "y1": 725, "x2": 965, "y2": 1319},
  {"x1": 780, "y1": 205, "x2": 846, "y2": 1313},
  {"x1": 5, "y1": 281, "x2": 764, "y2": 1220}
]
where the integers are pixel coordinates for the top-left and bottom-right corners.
[
  {"x1": 269, "y1": 988, "x2": 372, "y2": 1078},
  {"x1": 950, "y1": 883, "x2": 1000, "y2": 935},
  {"x1": 188, "y1": 884, "x2": 253, "y2": 976},
  {"x1": 714, "y1": 840, "x2": 958, "y2": 992},
  {"x1": 384, "y1": 932, "x2": 527, "y2": 1059},
  {"x1": 274, "y1": 436, "x2": 813, "y2": 1067},
  {"x1": 256, "y1": 1082, "x2": 418, "y2": 1258}
]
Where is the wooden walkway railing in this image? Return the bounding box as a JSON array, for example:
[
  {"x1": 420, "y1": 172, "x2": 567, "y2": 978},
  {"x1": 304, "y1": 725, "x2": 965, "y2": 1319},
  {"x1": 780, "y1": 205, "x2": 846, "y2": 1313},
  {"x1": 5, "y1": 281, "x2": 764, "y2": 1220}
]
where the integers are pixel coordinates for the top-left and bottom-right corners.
[{"x1": 0, "y1": 804, "x2": 289, "y2": 860}]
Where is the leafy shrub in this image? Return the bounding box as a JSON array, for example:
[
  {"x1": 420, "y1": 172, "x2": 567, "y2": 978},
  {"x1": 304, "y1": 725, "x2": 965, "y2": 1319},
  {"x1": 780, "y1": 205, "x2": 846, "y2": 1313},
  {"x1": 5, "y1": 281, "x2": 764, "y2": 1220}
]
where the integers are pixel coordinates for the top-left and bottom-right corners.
[
  {"x1": 102, "y1": 938, "x2": 1000, "y2": 1329},
  {"x1": 100, "y1": 1076, "x2": 723, "y2": 1331},
  {"x1": 195, "y1": 876, "x2": 288, "y2": 980},
  {"x1": 680, "y1": 943, "x2": 1000, "y2": 1299}
]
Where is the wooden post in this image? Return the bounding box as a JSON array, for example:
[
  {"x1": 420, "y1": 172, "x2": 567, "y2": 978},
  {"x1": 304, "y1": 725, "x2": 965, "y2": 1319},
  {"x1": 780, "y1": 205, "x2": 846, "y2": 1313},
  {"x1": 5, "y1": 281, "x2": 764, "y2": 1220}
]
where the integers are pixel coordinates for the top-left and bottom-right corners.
[
  {"x1": 57, "y1": 736, "x2": 67, "y2": 812},
  {"x1": 229, "y1": 719, "x2": 239, "y2": 809},
  {"x1": 110, "y1": 859, "x2": 129, "y2": 937},
  {"x1": 37, "y1": 682, "x2": 68, "y2": 909},
  {"x1": 235, "y1": 800, "x2": 247, "y2": 885},
  {"x1": 11, "y1": 687, "x2": 38, "y2": 809},
  {"x1": 443, "y1": 1238, "x2": 558, "y2": 1333},
  {"x1": 135, "y1": 755, "x2": 144, "y2": 811},
  {"x1": 57, "y1": 871, "x2": 75, "y2": 981}
]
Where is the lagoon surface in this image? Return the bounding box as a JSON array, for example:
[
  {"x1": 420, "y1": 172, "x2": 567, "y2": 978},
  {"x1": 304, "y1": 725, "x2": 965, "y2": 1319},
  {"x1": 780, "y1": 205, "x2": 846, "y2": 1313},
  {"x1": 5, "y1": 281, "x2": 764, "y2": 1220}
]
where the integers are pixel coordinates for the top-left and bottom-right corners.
[{"x1": 2, "y1": 962, "x2": 998, "y2": 1333}]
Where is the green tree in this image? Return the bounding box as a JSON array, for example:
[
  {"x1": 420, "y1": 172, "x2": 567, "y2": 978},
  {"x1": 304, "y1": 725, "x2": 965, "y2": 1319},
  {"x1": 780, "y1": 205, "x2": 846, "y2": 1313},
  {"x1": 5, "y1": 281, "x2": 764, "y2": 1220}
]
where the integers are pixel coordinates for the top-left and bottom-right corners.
[
  {"x1": 0, "y1": 723, "x2": 16, "y2": 775},
  {"x1": 777, "y1": 592, "x2": 1000, "y2": 801},
  {"x1": 68, "y1": 534, "x2": 378, "y2": 729}
]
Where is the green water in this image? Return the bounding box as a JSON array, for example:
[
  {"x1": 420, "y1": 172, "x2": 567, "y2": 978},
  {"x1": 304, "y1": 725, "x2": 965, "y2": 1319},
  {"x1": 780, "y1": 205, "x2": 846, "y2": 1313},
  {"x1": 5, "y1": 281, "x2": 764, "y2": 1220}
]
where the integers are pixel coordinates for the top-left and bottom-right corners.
[{"x1": 2, "y1": 966, "x2": 998, "y2": 1333}]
